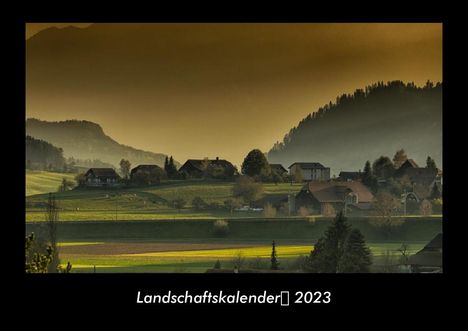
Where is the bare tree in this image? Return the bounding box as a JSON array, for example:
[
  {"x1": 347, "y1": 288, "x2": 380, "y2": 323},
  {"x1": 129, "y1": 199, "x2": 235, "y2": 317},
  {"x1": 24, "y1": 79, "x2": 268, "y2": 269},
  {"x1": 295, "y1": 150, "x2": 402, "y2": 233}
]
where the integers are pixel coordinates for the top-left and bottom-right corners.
[
  {"x1": 397, "y1": 243, "x2": 411, "y2": 265},
  {"x1": 371, "y1": 192, "x2": 403, "y2": 238},
  {"x1": 263, "y1": 202, "x2": 277, "y2": 217},
  {"x1": 231, "y1": 251, "x2": 246, "y2": 271},
  {"x1": 419, "y1": 199, "x2": 433, "y2": 216},
  {"x1": 321, "y1": 203, "x2": 336, "y2": 217},
  {"x1": 45, "y1": 193, "x2": 60, "y2": 273},
  {"x1": 119, "y1": 159, "x2": 131, "y2": 179}
]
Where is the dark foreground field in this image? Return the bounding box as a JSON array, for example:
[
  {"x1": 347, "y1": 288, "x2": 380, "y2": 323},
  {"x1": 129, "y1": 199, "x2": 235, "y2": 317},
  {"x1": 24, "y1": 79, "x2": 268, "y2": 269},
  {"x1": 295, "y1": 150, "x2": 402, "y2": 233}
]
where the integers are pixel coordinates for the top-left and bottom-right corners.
[{"x1": 26, "y1": 217, "x2": 442, "y2": 273}]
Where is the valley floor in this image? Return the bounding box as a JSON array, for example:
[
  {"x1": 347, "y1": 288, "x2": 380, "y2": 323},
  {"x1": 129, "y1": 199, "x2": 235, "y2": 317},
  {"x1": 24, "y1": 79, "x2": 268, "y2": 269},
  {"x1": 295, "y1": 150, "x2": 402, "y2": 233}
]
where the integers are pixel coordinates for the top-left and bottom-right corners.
[{"x1": 57, "y1": 240, "x2": 426, "y2": 273}]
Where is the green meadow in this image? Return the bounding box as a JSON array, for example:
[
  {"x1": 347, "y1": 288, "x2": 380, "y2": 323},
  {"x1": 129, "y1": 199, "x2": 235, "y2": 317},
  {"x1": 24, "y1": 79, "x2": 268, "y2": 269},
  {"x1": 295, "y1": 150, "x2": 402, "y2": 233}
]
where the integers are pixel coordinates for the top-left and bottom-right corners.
[
  {"x1": 26, "y1": 178, "x2": 304, "y2": 221},
  {"x1": 26, "y1": 170, "x2": 76, "y2": 196},
  {"x1": 26, "y1": 172, "x2": 441, "y2": 273}
]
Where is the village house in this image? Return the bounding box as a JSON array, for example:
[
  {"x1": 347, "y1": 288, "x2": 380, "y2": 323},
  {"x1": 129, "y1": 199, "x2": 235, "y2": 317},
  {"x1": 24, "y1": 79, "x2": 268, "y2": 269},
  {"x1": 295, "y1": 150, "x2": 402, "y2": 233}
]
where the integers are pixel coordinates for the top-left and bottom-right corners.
[
  {"x1": 84, "y1": 168, "x2": 121, "y2": 187},
  {"x1": 288, "y1": 162, "x2": 330, "y2": 181},
  {"x1": 394, "y1": 159, "x2": 440, "y2": 198},
  {"x1": 269, "y1": 164, "x2": 288, "y2": 177},
  {"x1": 409, "y1": 233, "x2": 442, "y2": 273},
  {"x1": 178, "y1": 157, "x2": 236, "y2": 178},
  {"x1": 130, "y1": 164, "x2": 165, "y2": 185},
  {"x1": 338, "y1": 171, "x2": 361, "y2": 182},
  {"x1": 295, "y1": 181, "x2": 374, "y2": 215}
]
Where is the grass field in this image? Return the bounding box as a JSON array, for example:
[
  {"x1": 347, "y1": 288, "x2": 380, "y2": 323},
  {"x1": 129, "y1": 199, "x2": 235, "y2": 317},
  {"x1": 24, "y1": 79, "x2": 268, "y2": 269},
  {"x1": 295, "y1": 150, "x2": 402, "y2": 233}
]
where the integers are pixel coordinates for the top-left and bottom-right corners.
[
  {"x1": 25, "y1": 172, "x2": 441, "y2": 273},
  {"x1": 26, "y1": 170, "x2": 76, "y2": 196},
  {"x1": 26, "y1": 179, "x2": 304, "y2": 221},
  {"x1": 56, "y1": 240, "x2": 426, "y2": 273}
]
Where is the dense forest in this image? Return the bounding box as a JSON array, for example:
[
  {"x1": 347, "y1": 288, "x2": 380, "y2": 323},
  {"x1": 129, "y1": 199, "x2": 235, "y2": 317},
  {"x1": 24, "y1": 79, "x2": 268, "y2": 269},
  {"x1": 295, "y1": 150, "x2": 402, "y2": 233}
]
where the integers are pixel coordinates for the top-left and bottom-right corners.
[
  {"x1": 26, "y1": 119, "x2": 175, "y2": 168},
  {"x1": 267, "y1": 81, "x2": 442, "y2": 173},
  {"x1": 26, "y1": 135, "x2": 65, "y2": 171}
]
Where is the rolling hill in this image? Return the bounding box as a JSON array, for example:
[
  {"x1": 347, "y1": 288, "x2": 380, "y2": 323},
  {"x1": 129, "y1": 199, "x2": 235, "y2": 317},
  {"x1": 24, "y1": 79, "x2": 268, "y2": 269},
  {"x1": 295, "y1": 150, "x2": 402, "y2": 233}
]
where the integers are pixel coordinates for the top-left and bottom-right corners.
[
  {"x1": 26, "y1": 118, "x2": 177, "y2": 168},
  {"x1": 267, "y1": 81, "x2": 442, "y2": 173},
  {"x1": 26, "y1": 170, "x2": 76, "y2": 196}
]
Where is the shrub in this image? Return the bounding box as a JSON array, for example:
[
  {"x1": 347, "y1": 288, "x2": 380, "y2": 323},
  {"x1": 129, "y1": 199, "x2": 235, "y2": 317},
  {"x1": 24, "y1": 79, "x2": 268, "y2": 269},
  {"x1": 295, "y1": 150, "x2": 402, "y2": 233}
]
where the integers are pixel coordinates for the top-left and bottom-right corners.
[
  {"x1": 298, "y1": 206, "x2": 310, "y2": 217},
  {"x1": 169, "y1": 198, "x2": 187, "y2": 211},
  {"x1": 263, "y1": 202, "x2": 277, "y2": 217},
  {"x1": 232, "y1": 176, "x2": 264, "y2": 204},
  {"x1": 224, "y1": 198, "x2": 241, "y2": 214},
  {"x1": 212, "y1": 220, "x2": 229, "y2": 237},
  {"x1": 432, "y1": 198, "x2": 442, "y2": 214},
  {"x1": 192, "y1": 196, "x2": 207, "y2": 211},
  {"x1": 208, "y1": 202, "x2": 221, "y2": 210},
  {"x1": 248, "y1": 256, "x2": 267, "y2": 270},
  {"x1": 419, "y1": 199, "x2": 432, "y2": 216},
  {"x1": 289, "y1": 255, "x2": 308, "y2": 271},
  {"x1": 322, "y1": 203, "x2": 336, "y2": 217}
]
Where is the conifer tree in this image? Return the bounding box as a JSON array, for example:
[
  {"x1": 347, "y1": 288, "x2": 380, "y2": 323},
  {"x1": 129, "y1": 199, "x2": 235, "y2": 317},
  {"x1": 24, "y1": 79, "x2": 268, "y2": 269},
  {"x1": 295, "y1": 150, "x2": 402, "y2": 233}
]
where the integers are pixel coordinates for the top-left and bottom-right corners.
[
  {"x1": 270, "y1": 240, "x2": 280, "y2": 270},
  {"x1": 426, "y1": 156, "x2": 437, "y2": 170},
  {"x1": 164, "y1": 156, "x2": 169, "y2": 173},
  {"x1": 362, "y1": 160, "x2": 374, "y2": 187},
  {"x1": 337, "y1": 229, "x2": 372, "y2": 273},
  {"x1": 307, "y1": 212, "x2": 351, "y2": 273},
  {"x1": 430, "y1": 184, "x2": 441, "y2": 200}
]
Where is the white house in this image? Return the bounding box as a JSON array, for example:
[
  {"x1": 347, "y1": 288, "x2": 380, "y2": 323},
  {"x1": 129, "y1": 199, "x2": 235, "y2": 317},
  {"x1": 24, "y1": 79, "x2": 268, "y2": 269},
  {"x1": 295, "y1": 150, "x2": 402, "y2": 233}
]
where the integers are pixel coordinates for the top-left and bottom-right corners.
[{"x1": 288, "y1": 162, "x2": 330, "y2": 181}]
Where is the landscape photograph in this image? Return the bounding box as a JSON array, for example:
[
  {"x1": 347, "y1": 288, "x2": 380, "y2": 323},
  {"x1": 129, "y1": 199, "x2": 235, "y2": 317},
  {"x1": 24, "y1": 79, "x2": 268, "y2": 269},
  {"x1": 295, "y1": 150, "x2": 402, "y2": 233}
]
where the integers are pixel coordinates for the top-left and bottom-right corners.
[{"x1": 25, "y1": 23, "x2": 443, "y2": 274}]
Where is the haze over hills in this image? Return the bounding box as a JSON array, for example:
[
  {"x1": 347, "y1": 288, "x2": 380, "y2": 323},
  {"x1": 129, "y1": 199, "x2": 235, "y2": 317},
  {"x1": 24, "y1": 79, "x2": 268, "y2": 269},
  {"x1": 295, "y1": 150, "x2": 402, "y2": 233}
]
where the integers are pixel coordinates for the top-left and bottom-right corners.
[
  {"x1": 26, "y1": 119, "x2": 176, "y2": 168},
  {"x1": 267, "y1": 81, "x2": 442, "y2": 174},
  {"x1": 26, "y1": 23, "x2": 442, "y2": 167}
]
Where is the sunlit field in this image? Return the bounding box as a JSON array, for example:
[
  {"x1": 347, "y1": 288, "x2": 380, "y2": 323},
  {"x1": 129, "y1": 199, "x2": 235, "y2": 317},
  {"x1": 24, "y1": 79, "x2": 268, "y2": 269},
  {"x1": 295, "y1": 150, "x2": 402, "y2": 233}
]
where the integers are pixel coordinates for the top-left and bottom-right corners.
[
  {"x1": 58, "y1": 241, "x2": 426, "y2": 273},
  {"x1": 26, "y1": 170, "x2": 76, "y2": 196}
]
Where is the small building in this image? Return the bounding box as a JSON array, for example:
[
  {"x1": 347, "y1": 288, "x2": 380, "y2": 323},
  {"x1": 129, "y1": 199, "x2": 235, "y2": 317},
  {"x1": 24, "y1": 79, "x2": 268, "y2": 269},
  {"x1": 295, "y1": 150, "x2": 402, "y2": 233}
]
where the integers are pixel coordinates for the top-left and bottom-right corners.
[
  {"x1": 84, "y1": 168, "x2": 120, "y2": 187},
  {"x1": 288, "y1": 162, "x2": 330, "y2": 181},
  {"x1": 269, "y1": 164, "x2": 288, "y2": 176},
  {"x1": 295, "y1": 181, "x2": 374, "y2": 215},
  {"x1": 409, "y1": 233, "x2": 442, "y2": 273},
  {"x1": 338, "y1": 171, "x2": 361, "y2": 182},
  {"x1": 130, "y1": 164, "x2": 165, "y2": 185},
  {"x1": 394, "y1": 159, "x2": 439, "y2": 198},
  {"x1": 178, "y1": 157, "x2": 236, "y2": 178}
]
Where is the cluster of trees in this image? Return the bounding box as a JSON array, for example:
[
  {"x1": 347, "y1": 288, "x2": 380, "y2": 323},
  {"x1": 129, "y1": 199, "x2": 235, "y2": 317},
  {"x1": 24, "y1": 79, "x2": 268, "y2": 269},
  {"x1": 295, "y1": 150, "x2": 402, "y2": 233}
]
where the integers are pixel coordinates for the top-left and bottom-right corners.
[
  {"x1": 26, "y1": 136, "x2": 116, "y2": 174},
  {"x1": 26, "y1": 135, "x2": 65, "y2": 171},
  {"x1": 362, "y1": 149, "x2": 442, "y2": 217},
  {"x1": 362, "y1": 149, "x2": 440, "y2": 196},
  {"x1": 66, "y1": 157, "x2": 114, "y2": 171},
  {"x1": 164, "y1": 156, "x2": 178, "y2": 179}
]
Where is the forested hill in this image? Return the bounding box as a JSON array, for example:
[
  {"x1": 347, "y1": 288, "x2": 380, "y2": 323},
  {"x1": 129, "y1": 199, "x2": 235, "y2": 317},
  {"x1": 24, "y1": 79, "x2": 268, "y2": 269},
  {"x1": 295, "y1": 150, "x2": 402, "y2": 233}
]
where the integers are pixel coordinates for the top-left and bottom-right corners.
[
  {"x1": 267, "y1": 81, "x2": 442, "y2": 174},
  {"x1": 26, "y1": 119, "x2": 176, "y2": 168},
  {"x1": 26, "y1": 135, "x2": 65, "y2": 171}
]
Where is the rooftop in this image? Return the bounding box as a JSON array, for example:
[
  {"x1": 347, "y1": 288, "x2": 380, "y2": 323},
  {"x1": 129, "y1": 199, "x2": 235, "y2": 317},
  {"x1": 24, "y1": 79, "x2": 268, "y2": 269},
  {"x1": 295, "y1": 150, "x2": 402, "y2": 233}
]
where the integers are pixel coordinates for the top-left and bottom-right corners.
[{"x1": 288, "y1": 162, "x2": 326, "y2": 169}]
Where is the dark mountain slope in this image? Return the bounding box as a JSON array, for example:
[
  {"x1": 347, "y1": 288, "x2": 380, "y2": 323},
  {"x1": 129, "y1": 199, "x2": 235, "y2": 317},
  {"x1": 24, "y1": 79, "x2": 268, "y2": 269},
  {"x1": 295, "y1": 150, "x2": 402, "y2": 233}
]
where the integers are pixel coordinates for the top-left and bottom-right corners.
[{"x1": 267, "y1": 81, "x2": 442, "y2": 173}]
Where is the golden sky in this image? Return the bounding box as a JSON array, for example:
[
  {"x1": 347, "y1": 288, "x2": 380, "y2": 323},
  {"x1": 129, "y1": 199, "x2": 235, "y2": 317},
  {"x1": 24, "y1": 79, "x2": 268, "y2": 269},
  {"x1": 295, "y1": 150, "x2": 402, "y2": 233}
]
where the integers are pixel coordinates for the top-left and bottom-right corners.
[{"x1": 26, "y1": 23, "x2": 442, "y2": 167}]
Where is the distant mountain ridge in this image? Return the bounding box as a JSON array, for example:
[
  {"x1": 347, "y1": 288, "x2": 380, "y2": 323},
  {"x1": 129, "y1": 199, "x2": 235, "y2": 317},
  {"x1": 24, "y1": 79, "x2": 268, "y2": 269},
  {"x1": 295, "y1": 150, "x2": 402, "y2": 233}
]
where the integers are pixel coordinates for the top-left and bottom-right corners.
[
  {"x1": 26, "y1": 119, "x2": 176, "y2": 168},
  {"x1": 267, "y1": 81, "x2": 442, "y2": 174}
]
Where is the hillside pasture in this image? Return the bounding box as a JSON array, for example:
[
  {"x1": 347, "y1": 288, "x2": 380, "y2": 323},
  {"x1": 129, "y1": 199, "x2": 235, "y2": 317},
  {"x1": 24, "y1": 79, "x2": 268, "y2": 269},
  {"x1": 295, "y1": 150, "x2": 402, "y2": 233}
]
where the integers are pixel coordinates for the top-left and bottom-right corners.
[
  {"x1": 26, "y1": 180, "x2": 304, "y2": 221},
  {"x1": 26, "y1": 170, "x2": 76, "y2": 196}
]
